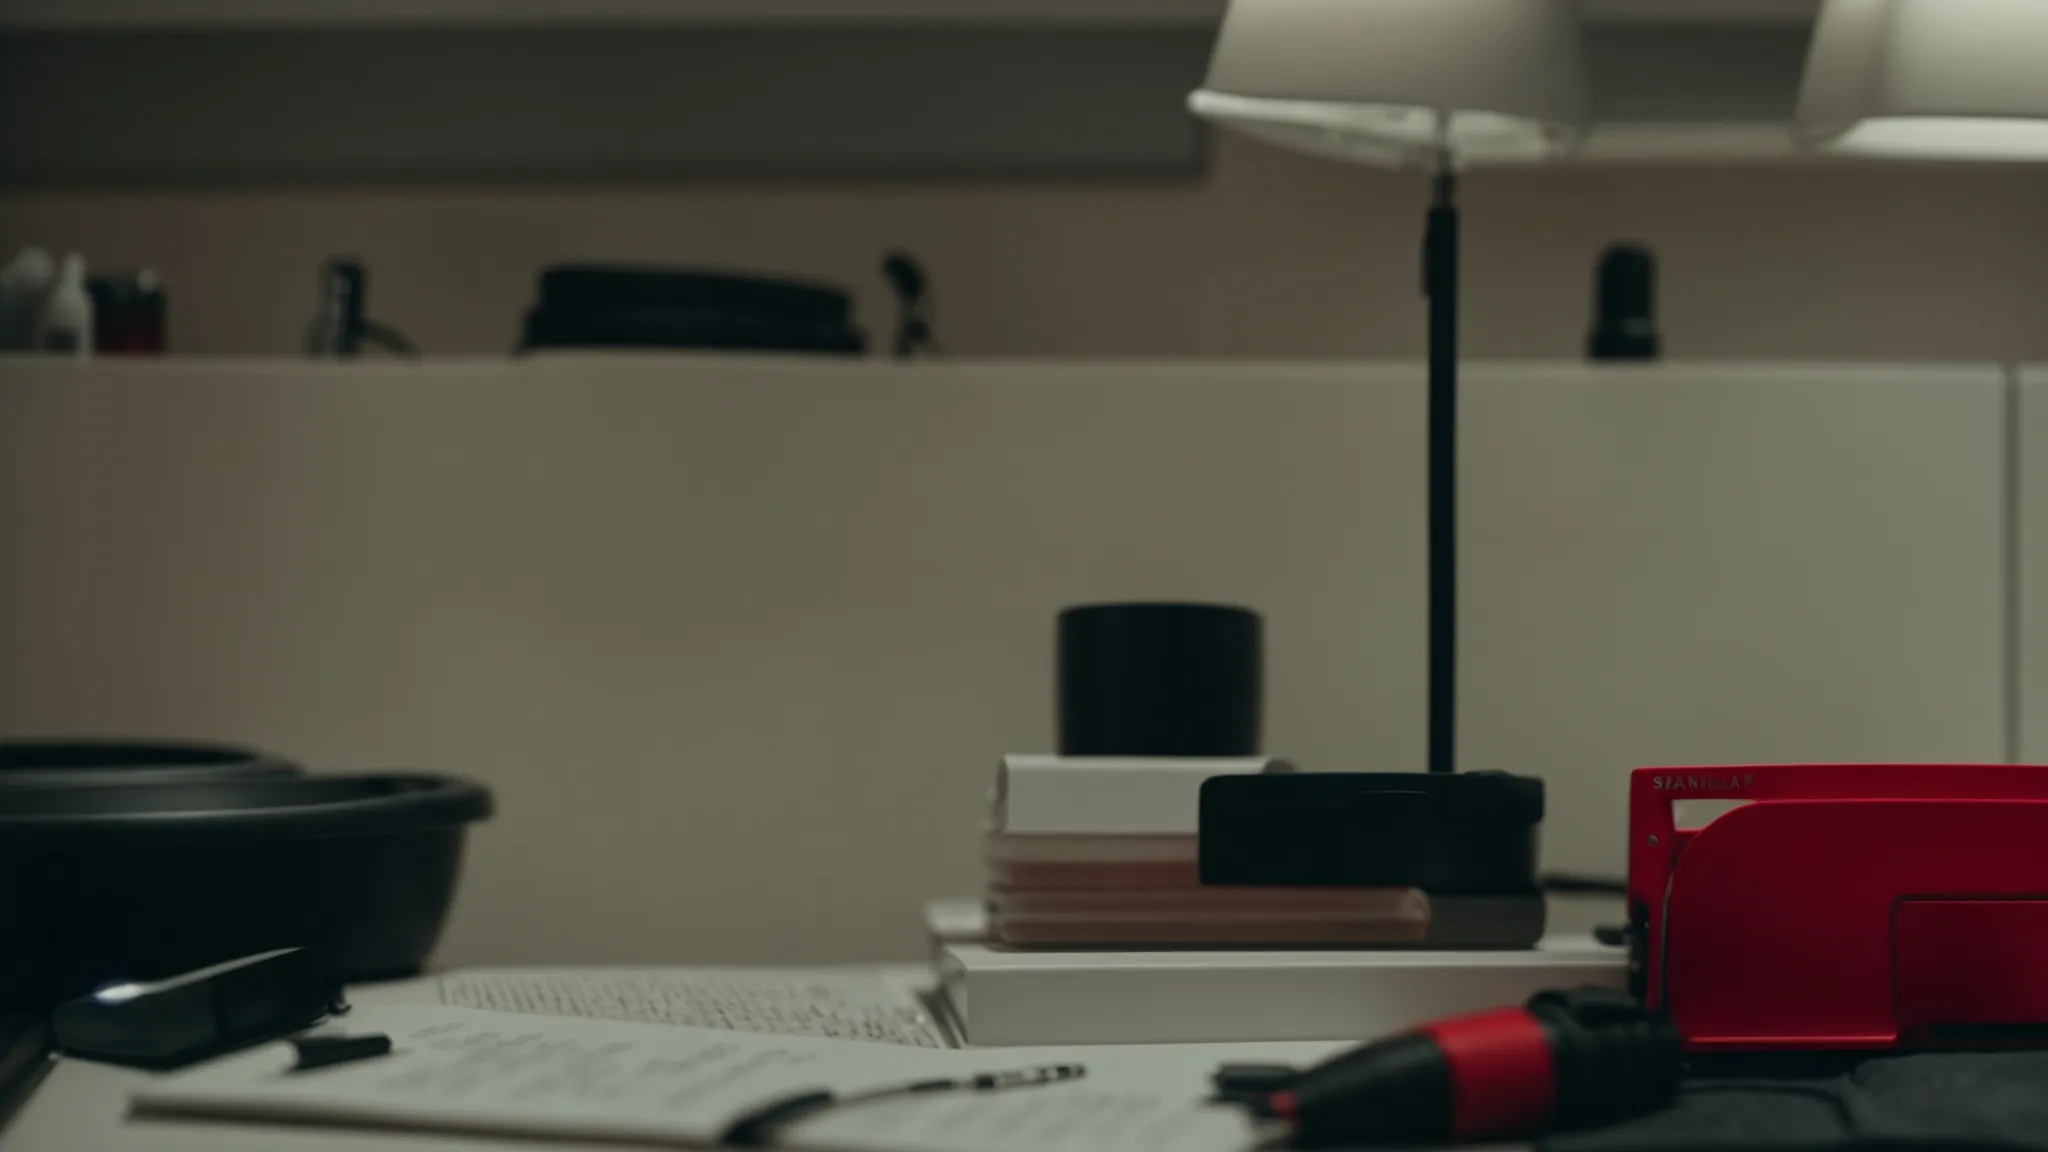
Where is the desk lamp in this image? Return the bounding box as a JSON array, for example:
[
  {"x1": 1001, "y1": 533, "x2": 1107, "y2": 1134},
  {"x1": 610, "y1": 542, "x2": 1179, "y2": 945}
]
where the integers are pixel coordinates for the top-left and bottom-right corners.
[
  {"x1": 1190, "y1": 0, "x2": 1589, "y2": 774},
  {"x1": 1798, "y1": 0, "x2": 2048, "y2": 161}
]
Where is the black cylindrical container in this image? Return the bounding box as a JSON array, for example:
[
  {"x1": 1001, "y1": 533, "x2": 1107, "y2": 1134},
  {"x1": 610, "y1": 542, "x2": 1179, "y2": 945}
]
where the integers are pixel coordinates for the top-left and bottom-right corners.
[
  {"x1": 1057, "y1": 602, "x2": 1262, "y2": 757},
  {"x1": 0, "y1": 740, "x2": 300, "y2": 790}
]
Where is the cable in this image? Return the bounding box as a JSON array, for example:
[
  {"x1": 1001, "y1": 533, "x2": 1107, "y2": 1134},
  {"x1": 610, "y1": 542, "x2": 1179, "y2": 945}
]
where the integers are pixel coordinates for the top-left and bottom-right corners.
[{"x1": 1541, "y1": 873, "x2": 1629, "y2": 896}]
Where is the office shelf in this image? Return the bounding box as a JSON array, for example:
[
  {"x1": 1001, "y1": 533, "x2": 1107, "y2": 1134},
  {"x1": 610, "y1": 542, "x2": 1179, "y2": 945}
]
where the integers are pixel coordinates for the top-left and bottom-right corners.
[{"x1": 0, "y1": 0, "x2": 1819, "y2": 30}]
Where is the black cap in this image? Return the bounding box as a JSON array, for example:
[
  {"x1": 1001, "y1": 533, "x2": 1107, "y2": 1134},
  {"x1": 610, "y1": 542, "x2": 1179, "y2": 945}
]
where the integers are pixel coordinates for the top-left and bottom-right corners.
[{"x1": 1056, "y1": 603, "x2": 1261, "y2": 758}]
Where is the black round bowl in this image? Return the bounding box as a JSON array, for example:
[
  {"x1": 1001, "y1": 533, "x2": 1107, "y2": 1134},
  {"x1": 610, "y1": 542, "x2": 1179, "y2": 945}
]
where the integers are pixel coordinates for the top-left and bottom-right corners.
[
  {"x1": 0, "y1": 739, "x2": 301, "y2": 790},
  {"x1": 0, "y1": 773, "x2": 491, "y2": 1013}
]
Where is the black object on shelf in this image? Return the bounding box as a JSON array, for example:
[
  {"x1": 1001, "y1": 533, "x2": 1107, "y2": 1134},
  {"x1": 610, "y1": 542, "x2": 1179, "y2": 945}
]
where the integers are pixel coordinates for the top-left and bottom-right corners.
[
  {"x1": 1587, "y1": 243, "x2": 1661, "y2": 362},
  {"x1": 520, "y1": 264, "x2": 866, "y2": 355},
  {"x1": 1057, "y1": 603, "x2": 1262, "y2": 758},
  {"x1": 86, "y1": 272, "x2": 166, "y2": 355},
  {"x1": 0, "y1": 739, "x2": 300, "y2": 790},
  {"x1": 0, "y1": 773, "x2": 490, "y2": 1014},
  {"x1": 306, "y1": 257, "x2": 417, "y2": 358},
  {"x1": 882, "y1": 250, "x2": 938, "y2": 358}
]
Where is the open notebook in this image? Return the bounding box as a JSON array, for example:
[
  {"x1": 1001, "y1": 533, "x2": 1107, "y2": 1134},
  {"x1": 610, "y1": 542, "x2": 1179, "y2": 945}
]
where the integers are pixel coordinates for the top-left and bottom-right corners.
[{"x1": 132, "y1": 1004, "x2": 1332, "y2": 1152}]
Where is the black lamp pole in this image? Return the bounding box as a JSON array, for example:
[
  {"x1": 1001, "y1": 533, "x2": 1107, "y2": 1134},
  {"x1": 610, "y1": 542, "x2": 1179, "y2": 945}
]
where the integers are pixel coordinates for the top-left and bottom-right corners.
[{"x1": 1424, "y1": 162, "x2": 1459, "y2": 775}]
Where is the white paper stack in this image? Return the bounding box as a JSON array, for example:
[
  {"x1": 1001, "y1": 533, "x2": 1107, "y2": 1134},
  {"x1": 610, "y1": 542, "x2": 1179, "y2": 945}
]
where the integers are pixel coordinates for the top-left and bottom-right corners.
[
  {"x1": 990, "y1": 754, "x2": 1290, "y2": 839},
  {"x1": 937, "y1": 935, "x2": 1628, "y2": 1046}
]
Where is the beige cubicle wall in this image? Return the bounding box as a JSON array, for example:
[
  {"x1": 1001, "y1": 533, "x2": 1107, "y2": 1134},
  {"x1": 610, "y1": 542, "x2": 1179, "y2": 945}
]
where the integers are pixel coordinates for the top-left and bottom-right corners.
[
  {"x1": 1464, "y1": 364, "x2": 2007, "y2": 871},
  {"x1": 0, "y1": 357, "x2": 2009, "y2": 965},
  {"x1": 2020, "y1": 366, "x2": 2048, "y2": 764}
]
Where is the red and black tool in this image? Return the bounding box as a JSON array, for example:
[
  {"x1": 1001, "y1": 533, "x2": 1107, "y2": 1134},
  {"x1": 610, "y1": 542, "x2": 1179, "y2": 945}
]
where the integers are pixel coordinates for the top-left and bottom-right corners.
[{"x1": 1215, "y1": 987, "x2": 1679, "y2": 1146}]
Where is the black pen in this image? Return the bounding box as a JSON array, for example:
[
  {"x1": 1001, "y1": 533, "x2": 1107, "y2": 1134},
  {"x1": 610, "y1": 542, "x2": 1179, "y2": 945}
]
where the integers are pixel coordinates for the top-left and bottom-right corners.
[
  {"x1": 720, "y1": 1064, "x2": 1087, "y2": 1146},
  {"x1": 291, "y1": 1033, "x2": 393, "y2": 1073}
]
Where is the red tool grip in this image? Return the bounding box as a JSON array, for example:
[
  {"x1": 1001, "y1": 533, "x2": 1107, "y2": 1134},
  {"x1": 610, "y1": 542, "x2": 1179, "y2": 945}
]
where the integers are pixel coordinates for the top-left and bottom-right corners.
[{"x1": 1420, "y1": 1007, "x2": 1556, "y2": 1139}]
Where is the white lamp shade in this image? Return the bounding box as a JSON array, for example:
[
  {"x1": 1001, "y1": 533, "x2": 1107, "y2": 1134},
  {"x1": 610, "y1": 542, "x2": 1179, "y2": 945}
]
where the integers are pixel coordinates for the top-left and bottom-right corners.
[
  {"x1": 1798, "y1": 0, "x2": 2048, "y2": 160},
  {"x1": 1188, "y1": 0, "x2": 1589, "y2": 167}
]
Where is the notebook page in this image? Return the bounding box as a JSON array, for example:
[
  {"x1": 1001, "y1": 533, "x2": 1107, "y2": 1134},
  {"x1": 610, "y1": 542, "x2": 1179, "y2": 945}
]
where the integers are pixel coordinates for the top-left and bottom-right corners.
[
  {"x1": 433, "y1": 967, "x2": 951, "y2": 1047},
  {"x1": 132, "y1": 1005, "x2": 1266, "y2": 1152}
]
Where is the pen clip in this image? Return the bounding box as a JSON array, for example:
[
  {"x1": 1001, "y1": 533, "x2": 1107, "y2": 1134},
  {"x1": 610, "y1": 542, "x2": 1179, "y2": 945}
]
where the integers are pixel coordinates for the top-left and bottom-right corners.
[{"x1": 290, "y1": 1034, "x2": 392, "y2": 1073}]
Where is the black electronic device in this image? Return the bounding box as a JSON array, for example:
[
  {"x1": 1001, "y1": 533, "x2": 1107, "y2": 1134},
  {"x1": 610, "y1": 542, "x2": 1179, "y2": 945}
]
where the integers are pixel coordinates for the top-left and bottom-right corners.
[
  {"x1": 50, "y1": 948, "x2": 340, "y2": 1070},
  {"x1": 1198, "y1": 771, "x2": 1543, "y2": 892}
]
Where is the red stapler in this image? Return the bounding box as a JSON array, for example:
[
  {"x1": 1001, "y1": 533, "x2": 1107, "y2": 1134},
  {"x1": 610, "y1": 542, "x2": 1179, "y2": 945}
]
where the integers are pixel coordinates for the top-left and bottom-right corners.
[{"x1": 1627, "y1": 762, "x2": 2048, "y2": 1054}]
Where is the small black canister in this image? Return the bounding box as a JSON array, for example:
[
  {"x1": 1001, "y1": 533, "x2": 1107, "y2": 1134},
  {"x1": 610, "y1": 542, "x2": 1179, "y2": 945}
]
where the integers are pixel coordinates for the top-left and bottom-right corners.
[{"x1": 1057, "y1": 602, "x2": 1262, "y2": 757}]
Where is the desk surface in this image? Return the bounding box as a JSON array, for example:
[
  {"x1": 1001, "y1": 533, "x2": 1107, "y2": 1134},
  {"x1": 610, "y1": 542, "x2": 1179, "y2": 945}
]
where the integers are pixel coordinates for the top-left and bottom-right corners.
[
  {"x1": 0, "y1": 976, "x2": 587, "y2": 1152},
  {"x1": 4, "y1": 1057, "x2": 663, "y2": 1152},
  {"x1": 0, "y1": 968, "x2": 1504, "y2": 1152},
  {"x1": 0, "y1": 966, "x2": 951, "y2": 1152}
]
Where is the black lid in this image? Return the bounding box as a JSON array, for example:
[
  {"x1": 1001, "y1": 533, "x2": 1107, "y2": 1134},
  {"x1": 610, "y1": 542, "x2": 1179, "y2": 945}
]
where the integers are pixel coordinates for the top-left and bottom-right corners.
[{"x1": 1057, "y1": 602, "x2": 1262, "y2": 757}]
